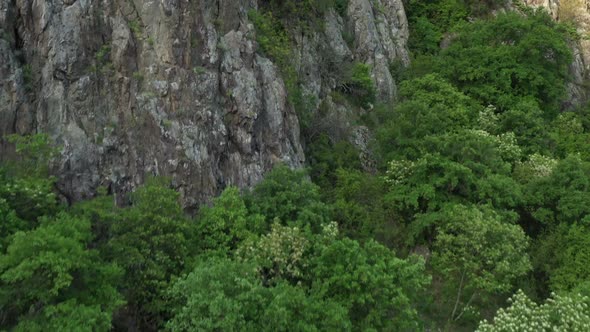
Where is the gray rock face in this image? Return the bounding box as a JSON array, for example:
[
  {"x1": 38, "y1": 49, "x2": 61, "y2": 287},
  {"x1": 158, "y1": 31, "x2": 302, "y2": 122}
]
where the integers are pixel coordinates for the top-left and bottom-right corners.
[
  {"x1": 0, "y1": 0, "x2": 409, "y2": 208},
  {"x1": 348, "y1": 0, "x2": 409, "y2": 100}
]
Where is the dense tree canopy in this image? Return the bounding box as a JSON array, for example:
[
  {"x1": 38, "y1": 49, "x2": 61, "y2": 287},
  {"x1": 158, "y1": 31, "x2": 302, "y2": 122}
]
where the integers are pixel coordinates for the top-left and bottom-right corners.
[{"x1": 0, "y1": 213, "x2": 123, "y2": 331}]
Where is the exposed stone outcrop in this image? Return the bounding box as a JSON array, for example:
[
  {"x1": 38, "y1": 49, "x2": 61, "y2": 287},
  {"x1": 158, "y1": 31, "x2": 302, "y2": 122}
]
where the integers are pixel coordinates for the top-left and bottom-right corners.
[
  {"x1": 522, "y1": 0, "x2": 561, "y2": 17},
  {"x1": 0, "y1": 0, "x2": 409, "y2": 209}
]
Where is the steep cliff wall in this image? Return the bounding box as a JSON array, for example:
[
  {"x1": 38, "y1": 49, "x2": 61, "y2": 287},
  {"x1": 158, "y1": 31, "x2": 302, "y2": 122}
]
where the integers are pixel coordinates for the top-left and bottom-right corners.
[{"x1": 0, "y1": 0, "x2": 409, "y2": 208}]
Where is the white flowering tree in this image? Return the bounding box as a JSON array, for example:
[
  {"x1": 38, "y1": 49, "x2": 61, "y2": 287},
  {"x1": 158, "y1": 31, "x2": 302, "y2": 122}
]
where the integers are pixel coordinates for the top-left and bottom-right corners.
[
  {"x1": 477, "y1": 290, "x2": 590, "y2": 332},
  {"x1": 237, "y1": 221, "x2": 309, "y2": 284}
]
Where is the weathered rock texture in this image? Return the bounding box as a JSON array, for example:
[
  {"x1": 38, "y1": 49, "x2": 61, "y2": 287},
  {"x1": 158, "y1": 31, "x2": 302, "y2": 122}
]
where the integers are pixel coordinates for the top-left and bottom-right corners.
[
  {"x1": 0, "y1": 0, "x2": 409, "y2": 209},
  {"x1": 523, "y1": 0, "x2": 590, "y2": 105}
]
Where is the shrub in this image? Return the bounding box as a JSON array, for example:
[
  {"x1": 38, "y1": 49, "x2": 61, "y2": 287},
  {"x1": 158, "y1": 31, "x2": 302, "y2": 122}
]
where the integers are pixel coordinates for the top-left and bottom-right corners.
[{"x1": 338, "y1": 62, "x2": 376, "y2": 107}]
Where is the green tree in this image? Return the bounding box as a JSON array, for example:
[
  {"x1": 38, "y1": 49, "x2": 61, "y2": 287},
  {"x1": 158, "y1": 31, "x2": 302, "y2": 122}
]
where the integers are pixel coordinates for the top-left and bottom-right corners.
[
  {"x1": 435, "y1": 11, "x2": 572, "y2": 113},
  {"x1": 167, "y1": 258, "x2": 349, "y2": 332},
  {"x1": 0, "y1": 213, "x2": 123, "y2": 331},
  {"x1": 0, "y1": 176, "x2": 59, "y2": 223},
  {"x1": 105, "y1": 178, "x2": 197, "y2": 330},
  {"x1": 338, "y1": 62, "x2": 376, "y2": 107},
  {"x1": 69, "y1": 187, "x2": 121, "y2": 250},
  {"x1": 534, "y1": 223, "x2": 590, "y2": 295},
  {"x1": 549, "y1": 112, "x2": 590, "y2": 160},
  {"x1": 0, "y1": 197, "x2": 25, "y2": 252},
  {"x1": 499, "y1": 98, "x2": 549, "y2": 155},
  {"x1": 523, "y1": 155, "x2": 590, "y2": 226},
  {"x1": 247, "y1": 165, "x2": 331, "y2": 232},
  {"x1": 197, "y1": 187, "x2": 263, "y2": 255},
  {"x1": 170, "y1": 221, "x2": 428, "y2": 331},
  {"x1": 309, "y1": 237, "x2": 430, "y2": 330},
  {"x1": 377, "y1": 74, "x2": 480, "y2": 161},
  {"x1": 431, "y1": 205, "x2": 531, "y2": 325},
  {"x1": 385, "y1": 129, "x2": 522, "y2": 244},
  {"x1": 406, "y1": 0, "x2": 468, "y2": 54},
  {"x1": 3, "y1": 133, "x2": 57, "y2": 178},
  {"x1": 306, "y1": 134, "x2": 362, "y2": 193},
  {"x1": 329, "y1": 169, "x2": 397, "y2": 244},
  {"x1": 408, "y1": 16, "x2": 444, "y2": 55},
  {"x1": 0, "y1": 134, "x2": 59, "y2": 223}
]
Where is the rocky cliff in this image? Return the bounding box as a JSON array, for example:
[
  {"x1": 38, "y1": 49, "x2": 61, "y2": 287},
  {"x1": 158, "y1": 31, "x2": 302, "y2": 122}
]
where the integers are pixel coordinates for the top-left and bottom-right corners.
[{"x1": 0, "y1": 0, "x2": 409, "y2": 208}]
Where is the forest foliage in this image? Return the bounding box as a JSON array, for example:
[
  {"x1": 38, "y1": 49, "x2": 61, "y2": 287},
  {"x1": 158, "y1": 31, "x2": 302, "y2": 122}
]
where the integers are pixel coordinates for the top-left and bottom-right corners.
[{"x1": 2, "y1": 0, "x2": 590, "y2": 331}]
